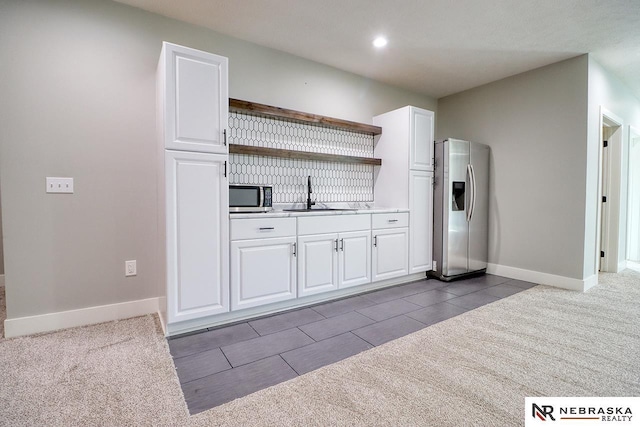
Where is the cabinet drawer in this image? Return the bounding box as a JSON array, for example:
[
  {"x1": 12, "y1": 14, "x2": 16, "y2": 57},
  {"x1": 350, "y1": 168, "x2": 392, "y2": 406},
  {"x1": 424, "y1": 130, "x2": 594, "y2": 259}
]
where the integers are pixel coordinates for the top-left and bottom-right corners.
[
  {"x1": 372, "y1": 212, "x2": 409, "y2": 229},
  {"x1": 297, "y1": 214, "x2": 371, "y2": 235},
  {"x1": 231, "y1": 217, "x2": 296, "y2": 240}
]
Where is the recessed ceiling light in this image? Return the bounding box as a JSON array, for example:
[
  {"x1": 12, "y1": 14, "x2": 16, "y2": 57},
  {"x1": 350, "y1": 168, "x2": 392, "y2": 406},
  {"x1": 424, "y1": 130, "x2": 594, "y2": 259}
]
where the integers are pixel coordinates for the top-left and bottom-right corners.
[{"x1": 373, "y1": 36, "x2": 388, "y2": 48}]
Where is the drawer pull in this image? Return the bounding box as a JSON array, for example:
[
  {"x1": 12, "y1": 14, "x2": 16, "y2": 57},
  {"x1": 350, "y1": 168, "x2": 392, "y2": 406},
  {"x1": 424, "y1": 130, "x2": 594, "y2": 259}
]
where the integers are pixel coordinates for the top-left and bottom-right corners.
[
  {"x1": 388, "y1": 219, "x2": 398, "y2": 223},
  {"x1": 259, "y1": 227, "x2": 275, "y2": 231}
]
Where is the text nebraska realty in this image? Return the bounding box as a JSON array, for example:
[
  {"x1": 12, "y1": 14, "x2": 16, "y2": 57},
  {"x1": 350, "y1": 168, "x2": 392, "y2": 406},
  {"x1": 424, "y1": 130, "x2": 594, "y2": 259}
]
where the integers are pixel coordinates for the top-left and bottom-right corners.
[{"x1": 560, "y1": 405, "x2": 632, "y2": 422}]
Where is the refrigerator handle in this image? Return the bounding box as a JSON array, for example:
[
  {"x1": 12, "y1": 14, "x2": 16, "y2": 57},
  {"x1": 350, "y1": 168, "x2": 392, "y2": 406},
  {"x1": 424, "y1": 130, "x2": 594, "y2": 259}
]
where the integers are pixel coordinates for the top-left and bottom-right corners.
[
  {"x1": 466, "y1": 164, "x2": 473, "y2": 222},
  {"x1": 469, "y1": 164, "x2": 477, "y2": 221}
]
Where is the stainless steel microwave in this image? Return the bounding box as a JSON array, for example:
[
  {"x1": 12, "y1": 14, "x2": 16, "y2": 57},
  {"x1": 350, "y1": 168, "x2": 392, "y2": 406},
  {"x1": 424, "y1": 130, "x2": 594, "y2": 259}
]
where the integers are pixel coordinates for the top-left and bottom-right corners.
[{"x1": 229, "y1": 184, "x2": 273, "y2": 213}]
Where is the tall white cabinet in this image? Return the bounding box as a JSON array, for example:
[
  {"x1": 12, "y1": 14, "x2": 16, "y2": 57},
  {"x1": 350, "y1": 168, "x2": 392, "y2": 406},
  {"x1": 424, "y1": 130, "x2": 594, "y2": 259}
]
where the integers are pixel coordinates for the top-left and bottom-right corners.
[
  {"x1": 158, "y1": 42, "x2": 229, "y2": 331},
  {"x1": 374, "y1": 106, "x2": 435, "y2": 274}
]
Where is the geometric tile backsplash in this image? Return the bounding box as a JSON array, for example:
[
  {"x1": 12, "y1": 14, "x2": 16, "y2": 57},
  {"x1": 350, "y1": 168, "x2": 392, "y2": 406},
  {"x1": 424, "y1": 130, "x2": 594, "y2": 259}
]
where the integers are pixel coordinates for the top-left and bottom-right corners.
[{"x1": 228, "y1": 111, "x2": 374, "y2": 203}]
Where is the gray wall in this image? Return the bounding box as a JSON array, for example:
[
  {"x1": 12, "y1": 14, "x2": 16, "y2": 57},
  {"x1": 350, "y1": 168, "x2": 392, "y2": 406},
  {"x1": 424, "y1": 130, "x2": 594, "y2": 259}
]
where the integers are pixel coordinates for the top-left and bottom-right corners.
[
  {"x1": 0, "y1": 0, "x2": 436, "y2": 318},
  {"x1": 437, "y1": 56, "x2": 589, "y2": 280}
]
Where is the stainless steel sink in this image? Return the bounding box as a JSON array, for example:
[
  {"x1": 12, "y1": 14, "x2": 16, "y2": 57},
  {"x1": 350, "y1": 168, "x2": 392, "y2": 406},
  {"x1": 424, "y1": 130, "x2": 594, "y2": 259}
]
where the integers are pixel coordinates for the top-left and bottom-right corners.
[{"x1": 283, "y1": 208, "x2": 358, "y2": 212}]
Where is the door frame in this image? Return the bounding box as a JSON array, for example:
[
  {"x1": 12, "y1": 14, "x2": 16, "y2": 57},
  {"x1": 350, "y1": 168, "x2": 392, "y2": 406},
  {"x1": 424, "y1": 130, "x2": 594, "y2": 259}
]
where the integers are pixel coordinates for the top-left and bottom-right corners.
[{"x1": 595, "y1": 107, "x2": 624, "y2": 273}]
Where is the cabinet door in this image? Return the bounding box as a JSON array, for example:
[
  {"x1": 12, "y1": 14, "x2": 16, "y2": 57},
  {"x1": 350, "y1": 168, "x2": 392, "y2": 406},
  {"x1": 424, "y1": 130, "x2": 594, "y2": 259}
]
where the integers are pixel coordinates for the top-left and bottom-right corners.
[
  {"x1": 298, "y1": 233, "x2": 339, "y2": 297},
  {"x1": 231, "y1": 237, "x2": 296, "y2": 310},
  {"x1": 166, "y1": 151, "x2": 229, "y2": 323},
  {"x1": 339, "y1": 230, "x2": 371, "y2": 289},
  {"x1": 409, "y1": 171, "x2": 433, "y2": 273},
  {"x1": 372, "y1": 228, "x2": 409, "y2": 282},
  {"x1": 162, "y1": 42, "x2": 228, "y2": 154},
  {"x1": 410, "y1": 107, "x2": 434, "y2": 171}
]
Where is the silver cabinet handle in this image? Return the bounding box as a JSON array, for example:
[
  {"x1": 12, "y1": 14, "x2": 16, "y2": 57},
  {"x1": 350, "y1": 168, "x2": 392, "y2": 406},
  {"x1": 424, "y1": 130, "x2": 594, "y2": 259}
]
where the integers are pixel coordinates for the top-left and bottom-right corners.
[
  {"x1": 388, "y1": 219, "x2": 398, "y2": 223},
  {"x1": 259, "y1": 227, "x2": 275, "y2": 231},
  {"x1": 292, "y1": 242, "x2": 297, "y2": 257},
  {"x1": 223, "y1": 129, "x2": 227, "y2": 146},
  {"x1": 334, "y1": 239, "x2": 339, "y2": 252},
  {"x1": 373, "y1": 235, "x2": 378, "y2": 247},
  {"x1": 340, "y1": 238, "x2": 344, "y2": 251}
]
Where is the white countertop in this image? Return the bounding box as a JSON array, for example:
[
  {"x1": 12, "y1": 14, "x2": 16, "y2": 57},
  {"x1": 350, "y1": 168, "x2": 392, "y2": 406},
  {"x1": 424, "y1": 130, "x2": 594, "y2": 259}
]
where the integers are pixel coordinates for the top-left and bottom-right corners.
[{"x1": 229, "y1": 203, "x2": 408, "y2": 219}]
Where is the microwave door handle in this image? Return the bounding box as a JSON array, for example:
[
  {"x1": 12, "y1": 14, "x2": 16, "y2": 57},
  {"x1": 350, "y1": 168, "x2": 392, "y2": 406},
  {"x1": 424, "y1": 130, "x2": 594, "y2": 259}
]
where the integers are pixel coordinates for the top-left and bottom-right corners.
[
  {"x1": 259, "y1": 187, "x2": 264, "y2": 208},
  {"x1": 467, "y1": 165, "x2": 474, "y2": 222}
]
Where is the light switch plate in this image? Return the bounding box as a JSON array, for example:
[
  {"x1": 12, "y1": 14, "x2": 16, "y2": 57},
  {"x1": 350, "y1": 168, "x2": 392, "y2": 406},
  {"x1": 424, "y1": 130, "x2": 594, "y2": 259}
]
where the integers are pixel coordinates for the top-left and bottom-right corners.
[
  {"x1": 125, "y1": 260, "x2": 137, "y2": 277},
  {"x1": 46, "y1": 177, "x2": 74, "y2": 193}
]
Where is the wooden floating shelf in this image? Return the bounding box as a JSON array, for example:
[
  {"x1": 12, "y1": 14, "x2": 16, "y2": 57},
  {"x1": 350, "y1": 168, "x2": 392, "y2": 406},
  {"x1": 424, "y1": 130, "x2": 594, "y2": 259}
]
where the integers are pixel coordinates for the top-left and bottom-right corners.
[
  {"x1": 229, "y1": 144, "x2": 382, "y2": 166},
  {"x1": 229, "y1": 98, "x2": 382, "y2": 136}
]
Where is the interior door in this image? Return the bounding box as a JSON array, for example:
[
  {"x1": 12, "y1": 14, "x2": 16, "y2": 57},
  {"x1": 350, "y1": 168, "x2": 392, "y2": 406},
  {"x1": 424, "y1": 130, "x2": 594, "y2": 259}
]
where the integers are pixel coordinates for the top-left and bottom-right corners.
[{"x1": 444, "y1": 139, "x2": 469, "y2": 276}]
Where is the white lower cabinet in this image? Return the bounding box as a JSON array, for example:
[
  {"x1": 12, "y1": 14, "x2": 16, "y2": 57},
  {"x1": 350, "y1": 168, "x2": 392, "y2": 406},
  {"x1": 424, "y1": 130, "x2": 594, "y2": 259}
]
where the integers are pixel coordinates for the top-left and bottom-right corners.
[
  {"x1": 372, "y1": 227, "x2": 409, "y2": 282},
  {"x1": 297, "y1": 215, "x2": 372, "y2": 298},
  {"x1": 298, "y1": 233, "x2": 339, "y2": 297},
  {"x1": 298, "y1": 230, "x2": 372, "y2": 297},
  {"x1": 338, "y1": 230, "x2": 372, "y2": 289},
  {"x1": 230, "y1": 218, "x2": 297, "y2": 310}
]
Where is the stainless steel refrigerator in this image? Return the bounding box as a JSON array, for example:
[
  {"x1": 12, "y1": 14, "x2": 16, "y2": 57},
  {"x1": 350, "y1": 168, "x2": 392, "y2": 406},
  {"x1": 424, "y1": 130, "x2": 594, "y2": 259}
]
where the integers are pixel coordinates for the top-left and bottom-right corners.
[{"x1": 431, "y1": 138, "x2": 490, "y2": 281}]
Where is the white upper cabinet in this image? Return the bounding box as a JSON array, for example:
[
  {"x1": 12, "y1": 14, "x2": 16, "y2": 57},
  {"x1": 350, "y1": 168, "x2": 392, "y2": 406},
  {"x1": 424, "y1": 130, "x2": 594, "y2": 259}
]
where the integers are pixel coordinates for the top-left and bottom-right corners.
[
  {"x1": 158, "y1": 42, "x2": 228, "y2": 154},
  {"x1": 410, "y1": 107, "x2": 435, "y2": 171}
]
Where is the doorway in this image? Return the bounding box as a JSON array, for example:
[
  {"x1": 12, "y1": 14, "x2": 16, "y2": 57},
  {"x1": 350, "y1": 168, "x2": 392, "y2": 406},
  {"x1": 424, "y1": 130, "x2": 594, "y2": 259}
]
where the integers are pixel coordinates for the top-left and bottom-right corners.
[{"x1": 596, "y1": 108, "x2": 624, "y2": 273}]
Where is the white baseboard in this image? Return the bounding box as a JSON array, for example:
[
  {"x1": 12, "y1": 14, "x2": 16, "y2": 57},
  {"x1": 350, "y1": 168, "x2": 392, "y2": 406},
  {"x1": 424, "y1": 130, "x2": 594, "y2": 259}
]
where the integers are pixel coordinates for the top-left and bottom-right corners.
[
  {"x1": 486, "y1": 263, "x2": 594, "y2": 292},
  {"x1": 583, "y1": 274, "x2": 598, "y2": 291},
  {"x1": 4, "y1": 297, "x2": 160, "y2": 338},
  {"x1": 0, "y1": 274, "x2": 4, "y2": 287}
]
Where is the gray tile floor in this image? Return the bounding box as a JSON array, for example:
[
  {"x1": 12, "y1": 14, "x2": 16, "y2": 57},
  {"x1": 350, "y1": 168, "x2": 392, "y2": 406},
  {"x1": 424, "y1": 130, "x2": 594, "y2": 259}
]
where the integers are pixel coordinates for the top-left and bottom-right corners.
[{"x1": 168, "y1": 274, "x2": 537, "y2": 414}]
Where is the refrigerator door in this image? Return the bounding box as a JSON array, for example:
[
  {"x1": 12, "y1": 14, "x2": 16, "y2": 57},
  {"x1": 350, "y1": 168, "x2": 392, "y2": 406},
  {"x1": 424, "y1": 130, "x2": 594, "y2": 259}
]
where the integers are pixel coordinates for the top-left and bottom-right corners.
[
  {"x1": 444, "y1": 139, "x2": 470, "y2": 276},
  {"x1": 468, "y1": 142, "x2": 490, "y2": 272}
]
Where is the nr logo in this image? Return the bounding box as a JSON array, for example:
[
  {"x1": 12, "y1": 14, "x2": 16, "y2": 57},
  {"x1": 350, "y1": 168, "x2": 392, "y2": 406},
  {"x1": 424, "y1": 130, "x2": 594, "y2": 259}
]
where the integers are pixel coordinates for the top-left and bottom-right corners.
[{"x1": 532, "y1": 403, "x2": 556, "y2": 421}]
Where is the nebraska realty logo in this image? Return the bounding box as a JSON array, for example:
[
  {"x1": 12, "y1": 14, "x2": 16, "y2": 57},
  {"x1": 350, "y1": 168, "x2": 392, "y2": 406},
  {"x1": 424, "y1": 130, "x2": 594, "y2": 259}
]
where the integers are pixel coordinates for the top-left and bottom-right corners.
[{"x1": 525, "y1": 397, "x2": 639, "y2": 426}]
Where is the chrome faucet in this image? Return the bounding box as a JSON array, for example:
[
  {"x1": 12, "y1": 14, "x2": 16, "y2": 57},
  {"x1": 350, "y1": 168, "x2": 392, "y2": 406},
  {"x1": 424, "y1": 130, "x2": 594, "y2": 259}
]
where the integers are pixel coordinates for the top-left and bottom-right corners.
[{"x1": 306, "y1": 176, "x2": 315, "y2": 210}]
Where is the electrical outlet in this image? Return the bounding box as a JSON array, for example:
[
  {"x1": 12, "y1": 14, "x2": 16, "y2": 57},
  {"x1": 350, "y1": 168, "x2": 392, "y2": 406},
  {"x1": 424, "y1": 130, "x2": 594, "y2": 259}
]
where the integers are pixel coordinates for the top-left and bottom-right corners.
[
  {"x1": 46, "y1": 177, "x2": 74, "y2": 193},
  {"x1": 125, "y1": 260, "x2": 137, "y2": 277}
]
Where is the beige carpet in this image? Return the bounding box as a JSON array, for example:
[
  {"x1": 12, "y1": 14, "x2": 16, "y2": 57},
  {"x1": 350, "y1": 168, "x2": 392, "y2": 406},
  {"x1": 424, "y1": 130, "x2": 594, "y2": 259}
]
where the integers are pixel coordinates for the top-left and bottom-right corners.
[{"x1": 1, "y1": 271, "x2": 638, "y2": 426}]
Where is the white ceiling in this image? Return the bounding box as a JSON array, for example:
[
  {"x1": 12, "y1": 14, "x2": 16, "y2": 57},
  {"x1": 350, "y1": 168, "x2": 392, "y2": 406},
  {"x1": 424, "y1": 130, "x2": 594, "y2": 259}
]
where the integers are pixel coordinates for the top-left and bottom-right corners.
[{"x1": 115, "y1": 0, "x2": 640, "y2": 99}]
